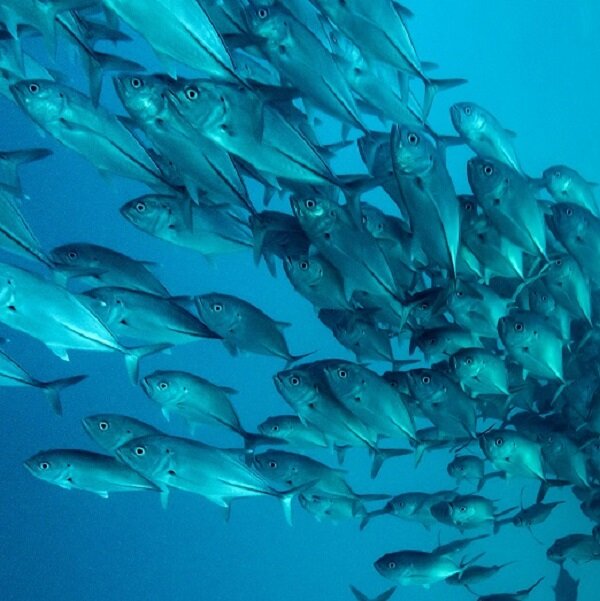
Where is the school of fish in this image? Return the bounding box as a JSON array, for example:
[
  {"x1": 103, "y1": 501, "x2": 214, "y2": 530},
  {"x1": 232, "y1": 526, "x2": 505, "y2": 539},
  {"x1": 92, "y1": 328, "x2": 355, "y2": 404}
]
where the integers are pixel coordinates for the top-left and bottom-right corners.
[{"x1": 1, "y1": 1, "x2": 599, "y2": 599}]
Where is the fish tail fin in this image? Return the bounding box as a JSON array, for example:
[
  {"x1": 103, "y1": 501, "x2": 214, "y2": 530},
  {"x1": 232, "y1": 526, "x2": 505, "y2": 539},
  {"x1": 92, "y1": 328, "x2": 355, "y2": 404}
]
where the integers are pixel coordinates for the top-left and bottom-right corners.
[
  {"x1": 422, "y1": 77, "x2": 468, "y2": 120},
  {"x1": 285, "y1": 350, "x2": 315, "y2": 367},
  {"x1": 349, "y1": 585, "x2": 397, "y2": 601},
  {"x1": 492, "y1": 517, "x2": 511, "y2": 535},
  {"x1": 359, "y1": 508, "x2": 387, "y2": 531},
  {"x1": 334, "y1": 444, "x2": 350, "y2": 465},
  {"x1": 41, "y1": 374, "x2": 88, "y2": 415},
  {"x1": 123, "y1": 343, "x2": 171, "y2": 383},
  {"x1": 370, "y1": 448, "x2": 412, "y2": 479},
  {"x1": 5, "y1": 148, "x2": 53, "y2": 169}
]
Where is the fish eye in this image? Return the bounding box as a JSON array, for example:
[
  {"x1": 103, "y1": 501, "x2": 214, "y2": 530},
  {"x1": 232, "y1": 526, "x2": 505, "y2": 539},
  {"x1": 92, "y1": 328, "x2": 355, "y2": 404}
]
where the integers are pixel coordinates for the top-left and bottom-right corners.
[
  {"x1": 257, "y1": 7, "x2": 269, "y2": 18},
  {"x1": 565, "y1": 207, "x2": 573, "y2": 216},
  {"x1": 212, "y1": 303, "x2": 223, "y2": 312},
  {"x1": 455, "y1": 290, "x2": 464, "y2": 297},
  {"x1": 67, "y1": 250, "x2": 78, "y2": 259},
  {"x1": 135, "y1": 202, "x2": 146, "y2": 212},
  {"x1": 460, "y1": 505, "x2": 467, "y2": 512},
  {"x1": 420, "y1": 302, "x2": 429, "y2": 310},
  {"x1": 514, "y1": 322, "x2": 524, "y2": 332},
  {"x1": 135, "y1": 447, "x2": 145, "y2": 456},
  {"x1": 387, "y1": 561, "x2": 396, "y2": 569},
  {"x1": 299, "y1": 261, "x2": 309, "y2": 270},
  {"x1": 98, "y1": 421, "x2": 109, "y2": 431},
  {"x1": 39, "y1": 461, "x2": 50, "y2": 470},
  {"x1": 185, "y1": 87, "x2": 199, "y2": 101},
  {"x1": 337, "y1": 368, "x2": 348, "y2": 379},
  {"x1": 271, "y1": 425, "x2": 279, "y2": 432},
  {"x1": 28, "y1": 82, "x2": 40, "y2": 94},
  {"x1": 407, "y1": 132, "x2": 419, "y2": 145},
  {"x1": 541, "y1": 295, "x2": 548, "y2": 301},
  {"x1": 130, "y1": 77, "x2": 143, "y2": 89},
  {"x1": 464, "y1": 202, "x2": 473, "y2": 211},
  {"x1": 289, "y1": 375, "x2": 300, "y2": 386},
  {"x1": 483, "y1": 164, "x2": 494, "y2": 176},
  {"x1": 554, "y1": 169, "x2": 562, "y2": 178},
  {"x1": 495, "y1": 437, "x2": 504, "y2": 446},
  {"x1": 464, "y1": 105, "x2": 472, "y2": 116},
  {"x1": 158, "y1": 381, "x2": 169, "y2": 390},
  {"x1": 305, "y1": 199, "x2": 316, "y2": 209},
  {"x1": 421, "y1": 375, "x2": 431, "y2": 384},
  {"x1": 555, "y1": 259, "x2": 562, "y2": 266},
  {"x1": 268, "y1": 460, "x2": 277, "y2": 468}
]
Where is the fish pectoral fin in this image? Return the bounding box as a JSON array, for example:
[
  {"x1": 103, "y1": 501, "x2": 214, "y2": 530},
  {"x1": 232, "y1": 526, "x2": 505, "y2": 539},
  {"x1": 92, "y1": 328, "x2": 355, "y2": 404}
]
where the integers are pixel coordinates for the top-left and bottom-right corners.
[{"x1": 47, "y1": 344, "x2": 70, "y2": 362}]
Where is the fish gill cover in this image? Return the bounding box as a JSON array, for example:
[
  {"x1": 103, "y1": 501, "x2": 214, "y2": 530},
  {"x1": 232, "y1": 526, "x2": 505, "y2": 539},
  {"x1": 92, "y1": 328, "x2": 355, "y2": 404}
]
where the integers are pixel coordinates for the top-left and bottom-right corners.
[{"x1": 0, "y1": 1, "x2": 599, "y2": 600}]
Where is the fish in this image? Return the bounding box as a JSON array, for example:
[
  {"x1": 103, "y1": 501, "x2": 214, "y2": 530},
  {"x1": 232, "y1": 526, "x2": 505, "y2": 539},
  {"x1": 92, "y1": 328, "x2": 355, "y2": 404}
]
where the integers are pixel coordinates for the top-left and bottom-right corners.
[
  {"x1": 11, "y1": 79, "x2": 172, "y2": 189},
  {"x1": 0, "y1": 349, "x2": 86, "y2": 414},
  {"x1": 81, "y1": 286, "x2": 219, "y2": 346},
  {"x1": 116, "y1": 434, "x2": 304, "y2": 522},
  {"x1": 547, "y1": 534, "x2": 600, "y2": 564},
  {"x1": 50, "y1": 242, "x2": 169, "y2": 296},
  {"x1": 391, "y1": 124, "x2": 460, "y2": 276},
  {"x1": 373, "y1": 548, "x2": 476, "y2": 587},
  {"x1": 195, "y1": 292, "x2": 308, "y2": 362},
  {"x1": 0, "y1": 147, "x2": 52, "y2": 194},
  {"x1": 468, "y1": 157, "x2": 546, "y2": 257},
  {"x1": 349, "y1": 586, "x2": 396, "y2": 601},
  {"x1": 450, "y1": 102, "x2": 522, "y2": 172},
  {"x1": 246, "y1": 2, "x2": 366, "y2": 133},
  {"x1": 24, "y1": 449, "x2": 158, "y2": 497},
  {"x1": 446, "y1": 561, "x2": 515, "y2": 589},
  {"x1": 120, "y1": 194, "x2": 253, "y2": 257},
  {"x1": 431, "y1": 494, "x2": 515, "y2": 532},
  {"x1": 141, "y1": 370, "x2": 273, "y2": 450}
]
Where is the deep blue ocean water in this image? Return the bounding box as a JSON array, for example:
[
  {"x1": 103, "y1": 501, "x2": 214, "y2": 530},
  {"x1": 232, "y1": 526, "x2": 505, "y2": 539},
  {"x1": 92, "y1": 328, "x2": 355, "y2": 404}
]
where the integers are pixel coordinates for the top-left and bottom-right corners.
[{"x1": 1, "y1": 1, "x2": 600, "y2": 599}]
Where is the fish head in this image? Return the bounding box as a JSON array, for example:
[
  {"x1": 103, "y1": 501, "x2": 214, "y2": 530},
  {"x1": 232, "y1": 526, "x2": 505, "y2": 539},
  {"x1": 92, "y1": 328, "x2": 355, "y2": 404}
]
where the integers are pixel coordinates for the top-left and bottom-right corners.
[
  {"x1": 194, "y1": 293, "x2": 239, "y2": 334},
  {"x1": 257, "y1": 415, "x2": 293, "y2": 438},
  {"x1": 450, "y1": 102, "x2": 487, "y2": 136},
  {"x1": 450, "y1": 348, "x2": 485, "y2": 380},
  {"x1": 374, "y1": 552, "x2": 408, "y2": 580},
  {"x1": 115, "y1": 435, "x2": 172, "y2": 477},
  {"x1": 141, "y1": 370, "x2": 187, "y2": 406},
  {"x1": 290, "y1": 195, "x2": 339, "y2": 238},
  {"x1": 10, "y1": 79, "x2": 67, "y2": 124},
  {"x1": 360, "y1": 203, "x2": 389, "y2": 239},
  {"x1": 497, "y1": 310, "x2": 537, "y2": 349},
  {"x1": 323, "y1": 360, "x2": 363, "y2": 402},
  {"x1": 447, "y1": 496, "x2": 477, "y2": 523},
  {"x1": 283, "y1": 255, "x2": 324, "y2": 288},
  {"x1": 24, "y1": 450, "x2": 70, "y2": 485},
  {"x1": 245, "y1": 2, "x2": 289, "y2": 42},
  {"x1": 467, "y1": 157, "x2": 510, "y2": 204},
  {"x1": 390, "y1": 124, "x2": 435, "y2": 176},
  {"x1": 543, "y1": 165, "x2": 576, "y2": 199},
  {"x1": 120, "y1": 194, "x2": 175, "y2": 234},
  {"x1": 273, "y1": 367, "x2": 319, "y2": 408},
  {"x1": 113, "y1": 73, "x2": 169, "y2": 122},
  {"x1": 527, "y1": 281, "x2": 556, "y2": 316},
  {"x1": 82, "y1": 286, "x2": 127, "y2": 324},
  {"x1": 548, "y1": 202, "x2": 589, "y2": 243},
  {"x1": 252, "y1": 449, "x2": 299, "y2": 485},
  {"x1": 457, "y1": 194, "x2": 480, "y2": 224},
  {"x1": 165, "y1": 79, "x2": 219, "y2": 133},
  {"x1": 405, "y1": 368, "x2": 441, "y2": 401}
]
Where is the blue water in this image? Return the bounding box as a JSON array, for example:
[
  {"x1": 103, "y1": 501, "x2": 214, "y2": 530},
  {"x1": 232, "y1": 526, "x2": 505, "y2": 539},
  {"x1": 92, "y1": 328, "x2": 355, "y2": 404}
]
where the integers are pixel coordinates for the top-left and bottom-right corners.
[{"x1": 2, "y1": 1, "x2": 599, "y2": 599}]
